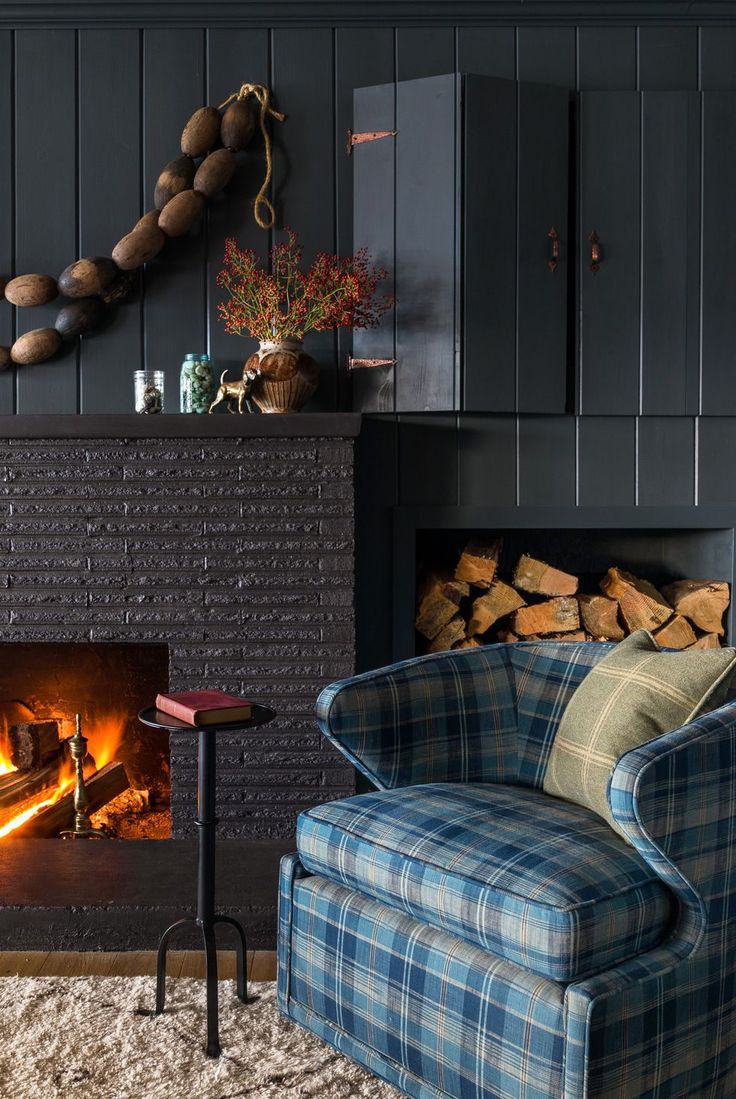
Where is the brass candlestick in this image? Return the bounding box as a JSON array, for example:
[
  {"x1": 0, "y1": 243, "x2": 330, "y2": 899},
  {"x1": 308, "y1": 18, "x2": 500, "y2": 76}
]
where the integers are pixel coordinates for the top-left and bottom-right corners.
[{"x1": 60, "y1": 713, "x2": 106, "y2": 840}]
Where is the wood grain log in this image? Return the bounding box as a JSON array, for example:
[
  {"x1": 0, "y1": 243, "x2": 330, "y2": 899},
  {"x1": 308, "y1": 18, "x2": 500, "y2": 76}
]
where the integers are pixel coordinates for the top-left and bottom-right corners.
[
  {"x1": 0, "y1": 757, "x2": 61, "y2": 814},
  {"x1": 654, "y1": 615, "x2": 698, "y2": 650},
  {"x1": 4, "y1": 274, "x2": 58, "y2": 307},
  {"x1": 600, "y1": 567, "x2": 672, "y2": 632},
  {"x1": 54, "y1": 297, "x2": 106, "y2": 339},
  {"x1": 544, "y1": 630, "x2": 589, "y2": 642},
  {"x1": 427, "y1": 615, "x2": 467, "y2": 653},
  {"x1": 7, "y1": 720, "x2": 60, "y2": 772},
  {"x1": 220, "y1": 100, "x2": 256, "y2": 150},
  {"x1": 468, "y1": 580, "x2": 525, "y2": 636},
  {"x1": 495, "y1": 628, "x2": 519, "y2": 643},
  {"x1": 194, "y1": 148, "x2": 236, "y2": 197},
  {"x1": 181, "y1": 105, "x2": 221, "y2": 157},
  {"x1": 660, "y1": 580, "x2": 729, "y2": 637},
  {"x1": 453, "y1": 637, "x2": 482, "y2": 649},
  {"x1": 0, "y1": 346, "x2": 10, "y2": 370},
  {"x1": 154, "y1": 155, "x2": 196, "y2": 210},
  {"x1": 416, "y1": 572, "x2": 469, "y2": 640},
  {"x1": 158, "y1": 189, "x2": 205, "y2": 237},
  {"x1": 57, "y1": 257, "x2": 118, "y2": 298},
  {"x1": 577, "y1": 593, "x2": 625, "y2": 641},
  {"x1": 10, "y1": 328, "x2": 62, "y2": 365},
  {"x1": 112, "y1": 224, "x2": 165, "y2": 270},
  {"x1": 513, "y1": 553, "x2": 578, "y2": 596},
  {"x1": 512, "y1": 596, "x2": 580, "y2": 637},
  {"x1": 7, "y1": 761, "x2": 129, "y2": 839},
  {"x1": 688, "y1": 633, "x2": 722, "y2": 650},
  {"x1": 454, "y1": 537, "x2": 502, "y2": 589}
]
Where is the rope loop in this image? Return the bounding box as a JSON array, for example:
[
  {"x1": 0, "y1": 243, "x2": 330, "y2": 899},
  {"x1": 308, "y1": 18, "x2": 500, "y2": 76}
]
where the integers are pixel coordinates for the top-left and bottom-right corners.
[{"x1": 218, "y1": 83, "x2": 286, "y2": 230}]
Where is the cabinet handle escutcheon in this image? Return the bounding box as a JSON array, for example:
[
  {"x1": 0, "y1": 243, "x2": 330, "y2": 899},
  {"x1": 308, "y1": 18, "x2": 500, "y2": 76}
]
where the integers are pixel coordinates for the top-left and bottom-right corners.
[
  {"x1": 547, "y1": 226, "x2": 560, "y2": 272},
  {"x1": 589, "y1": 230, "x2": 601, "y2": 273}
]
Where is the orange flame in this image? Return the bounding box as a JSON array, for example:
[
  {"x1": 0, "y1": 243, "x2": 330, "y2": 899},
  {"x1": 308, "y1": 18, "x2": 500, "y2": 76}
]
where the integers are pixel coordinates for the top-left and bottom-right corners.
[{"x1": 0, "y1": 711, "x2": 127, "y2": 839}]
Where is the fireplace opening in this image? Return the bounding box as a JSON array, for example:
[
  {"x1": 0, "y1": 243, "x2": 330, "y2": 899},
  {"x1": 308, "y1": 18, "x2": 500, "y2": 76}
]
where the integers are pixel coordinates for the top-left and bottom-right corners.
[
  {"x1": 415, "y1": 528, "x2": 733, "y2": 656},
  {"x1": 0, "y1": 643, "x2": 170, "y2": 840}
]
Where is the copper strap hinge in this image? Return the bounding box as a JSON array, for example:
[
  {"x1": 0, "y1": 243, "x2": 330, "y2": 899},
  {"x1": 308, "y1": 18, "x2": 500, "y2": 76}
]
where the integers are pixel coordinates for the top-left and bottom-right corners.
[
  {"x1": 347, "y1": 356, "x2": 397, "y2": 371},
  {"x1": 346, "y1": 129, "x2": 397, "y2": 155}
]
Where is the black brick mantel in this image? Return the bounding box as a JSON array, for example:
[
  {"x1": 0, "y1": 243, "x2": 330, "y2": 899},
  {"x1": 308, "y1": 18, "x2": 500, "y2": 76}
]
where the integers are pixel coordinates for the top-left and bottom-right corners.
[{"x1": 0, "y1": 422, "x2": 359, "y2": 840}]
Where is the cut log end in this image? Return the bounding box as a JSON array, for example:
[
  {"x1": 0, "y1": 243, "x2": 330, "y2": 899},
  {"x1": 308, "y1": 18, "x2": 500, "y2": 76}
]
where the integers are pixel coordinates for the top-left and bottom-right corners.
[
  {"x1": 513, "y1": 553, "x2": 578, "y2": 597},
  {"x1": 454, "y1": 538, "x2": 502, "y2": 589},
  {"x1": 512, "y1": 596, "x2": 580, "y2": 637}
]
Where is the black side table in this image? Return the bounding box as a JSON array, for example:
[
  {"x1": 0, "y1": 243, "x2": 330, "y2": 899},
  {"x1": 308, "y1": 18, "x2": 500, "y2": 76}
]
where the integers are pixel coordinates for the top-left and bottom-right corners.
[{"x1": 138, "y1": 704, "x2": 276, "y2": 1058}]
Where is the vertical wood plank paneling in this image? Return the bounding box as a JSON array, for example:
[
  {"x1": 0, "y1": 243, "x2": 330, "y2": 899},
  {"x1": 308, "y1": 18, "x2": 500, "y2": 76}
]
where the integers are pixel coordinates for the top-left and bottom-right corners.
[
  {"x1": 143, "y1": 29, "x2": 206, "y2": 407},
  {"x1": 578, "y1": 91, "x2": 640, "y2": 414},
  {"x1": 206, "y1": 29, "x2": 269, "y2": 383},
  {"x1": 641, "y1": 92, "x2": 700, "y2": 414},
  {"x1": 0, "y1": 31, "x2": 14, "y2": 413},
  {"x1": 697, "y1": 419, "x2": 736, "y2": 506},
  {"x1": 463, "y1": 75, "x2": 516, "y2": 412},
  {"x1": 517, "y1": 26, "x2": 576, "y2": 87},
  {"x1": 577, "y1": 417, "x2": 636, "y2": 504},
  {"x1": 577, "y1": 27, "x2": 637, "y2": 90},
  {"x1": 15, "y1": 30, "x2": 78, "y2": 413},
  {"x1": 398, "y1": 415, "x2": 458, "y2": 505},
  {"x1": 351, "y1": 80, "x2": 396, "y2": 413},
  {"x1": 638, "y1": 417, "x2": 695, "y2": 505},
  {"x1": 271, "y1": 28, "x2": 335, "y2": 411},
  {"x1": 518, "y1": 416, "x2": 576, "y2": 506},
  {"x1": 456, "y1": 26, "x2": 516, "y2": 78},
  {"x1": 701, "y1": 92, "x2": 736, "y2": 413},
  {"x1": 78, "y1": 29, "x2": 141, "y2": 413},
  {"x1": 396, "y1": 27, "x2": 455, "y2": 81},
  {"x1": 457, "y1": 415, "x2": 517, "y2": 506},
  {"x1": 336, "y1": 28, "x2": 395, "y2": 410},
  {"x1": 638, "y1": 27, "x2": 699, "y2": 89},
  {"x1": 355, "y1": 416, "x2": 398, "y2": 672},
  {"x1": 394, "y1": 73, "x2": 456, "y2": 412},
  {"x1": 700, "y1": 28, "x2": 736, "y2": 89}
]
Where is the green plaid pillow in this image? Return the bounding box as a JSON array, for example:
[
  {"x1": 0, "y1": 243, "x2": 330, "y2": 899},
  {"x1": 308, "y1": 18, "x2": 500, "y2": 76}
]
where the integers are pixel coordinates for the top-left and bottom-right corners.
[{"x1": 543, "y1": 629, "x2": 736, "y2": 837}]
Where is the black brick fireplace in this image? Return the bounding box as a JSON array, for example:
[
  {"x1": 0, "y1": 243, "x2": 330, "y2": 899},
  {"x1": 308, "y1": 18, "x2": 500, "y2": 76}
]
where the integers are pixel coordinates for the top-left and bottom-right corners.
[{"x1": 0, "y1": 415, "x2": 359, "y2": 841}]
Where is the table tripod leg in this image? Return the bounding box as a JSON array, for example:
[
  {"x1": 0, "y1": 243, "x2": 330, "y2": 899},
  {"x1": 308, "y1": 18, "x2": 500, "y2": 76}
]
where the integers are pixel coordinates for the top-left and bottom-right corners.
[
  {"x1": 155, "y1": 916, "x2": 196, "y2": 1015},
  {"x1": 202, "y1": 922, "x2": 220, "y2": 1058},
  {"x1": 215, "y1": 915, "x2": 248, "y2": 1002}
]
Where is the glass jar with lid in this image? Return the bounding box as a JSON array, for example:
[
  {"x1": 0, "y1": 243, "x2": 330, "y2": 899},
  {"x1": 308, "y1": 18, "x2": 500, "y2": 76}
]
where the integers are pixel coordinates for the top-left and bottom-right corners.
[{"x1": 180, "y1": 353, "x2": 214, "y2": 413}]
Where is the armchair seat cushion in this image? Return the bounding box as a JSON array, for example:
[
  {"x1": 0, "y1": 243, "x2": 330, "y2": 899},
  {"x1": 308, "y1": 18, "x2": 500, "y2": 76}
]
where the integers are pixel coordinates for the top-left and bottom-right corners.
[{"x1": 297, "y1": 783, "x2": 674, "y2": 983}]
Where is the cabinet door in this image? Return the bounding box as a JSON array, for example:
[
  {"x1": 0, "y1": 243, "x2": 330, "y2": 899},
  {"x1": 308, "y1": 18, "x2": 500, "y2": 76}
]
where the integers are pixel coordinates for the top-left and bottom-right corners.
[
  {"x1": 702, "y1": 93, "x2": 736, "y2": 414},
  {"x1": 579, "y1": 90, "x2": 700, "y2": 415}
]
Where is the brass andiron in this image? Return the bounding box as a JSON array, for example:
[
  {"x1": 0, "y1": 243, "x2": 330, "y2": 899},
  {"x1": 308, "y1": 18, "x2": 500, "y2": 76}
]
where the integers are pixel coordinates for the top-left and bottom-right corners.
[{"x1": 60, "y1": 713, "x2": 106, "y2": 840}]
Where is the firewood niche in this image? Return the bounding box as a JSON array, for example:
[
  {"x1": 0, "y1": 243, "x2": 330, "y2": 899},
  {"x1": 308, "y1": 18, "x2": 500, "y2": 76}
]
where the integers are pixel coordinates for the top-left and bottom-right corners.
[
  {"x1": 416, "y1": 536, "x2": 730, "y2": 654},
  {"x1": 0, "y1": 643, "x2": 170, "y2": 840}
]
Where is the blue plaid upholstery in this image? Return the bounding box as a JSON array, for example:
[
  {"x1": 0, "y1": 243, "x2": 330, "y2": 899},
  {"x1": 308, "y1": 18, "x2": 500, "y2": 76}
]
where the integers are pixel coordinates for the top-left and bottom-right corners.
[
  {"x1": 297, "y1": 782, "x2": 672, "y2": 982},
  {"x1": 280, "y1": 644, "x2": 736, "y2": 1098}
]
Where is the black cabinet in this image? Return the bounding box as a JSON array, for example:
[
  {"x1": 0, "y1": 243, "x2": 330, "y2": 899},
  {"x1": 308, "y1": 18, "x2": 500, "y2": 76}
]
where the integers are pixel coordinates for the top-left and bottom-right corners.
[{"x1": 351, "y1": 72, "x2": 571, "y2": 414}]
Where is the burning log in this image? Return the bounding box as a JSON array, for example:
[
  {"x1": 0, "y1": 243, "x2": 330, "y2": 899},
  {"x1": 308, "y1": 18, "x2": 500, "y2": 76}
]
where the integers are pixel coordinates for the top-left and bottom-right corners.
[
  {"x1": 7, "y1": 720, "x2": 60, "y2": 771},
  {"x1": 0, "y1": 756, "x2": 62, "y2": 815},
  {"x1": 7, "y1": 761, "x2": 129, "y2": 839}
]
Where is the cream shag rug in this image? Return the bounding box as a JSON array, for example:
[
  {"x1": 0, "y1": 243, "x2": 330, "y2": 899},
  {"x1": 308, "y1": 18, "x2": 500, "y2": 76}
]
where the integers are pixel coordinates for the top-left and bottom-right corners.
[{"x1": 0, "y1": 977, "x2": 401, "y2": 1098}]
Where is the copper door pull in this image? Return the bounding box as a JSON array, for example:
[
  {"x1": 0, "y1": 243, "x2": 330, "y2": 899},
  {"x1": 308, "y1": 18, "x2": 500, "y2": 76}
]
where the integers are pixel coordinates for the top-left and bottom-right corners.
[
  {"x1": 589, "y1": 230, "x2": 601, "y2": 273},
  {"x1": 547, "y1": 226, "x2": 560, "y2": 272}
]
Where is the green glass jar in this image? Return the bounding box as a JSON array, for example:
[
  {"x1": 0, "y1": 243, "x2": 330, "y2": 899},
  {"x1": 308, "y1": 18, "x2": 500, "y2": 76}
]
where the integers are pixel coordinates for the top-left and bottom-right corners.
[{"x1": 180, "y1": 353, "x2": 214, "y2": 413}]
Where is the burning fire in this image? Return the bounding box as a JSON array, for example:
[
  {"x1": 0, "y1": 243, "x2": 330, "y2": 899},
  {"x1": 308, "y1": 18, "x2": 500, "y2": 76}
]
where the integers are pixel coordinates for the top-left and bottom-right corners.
[{"x1": 0, "y1": 712, "x2": 126, "y2": 839}]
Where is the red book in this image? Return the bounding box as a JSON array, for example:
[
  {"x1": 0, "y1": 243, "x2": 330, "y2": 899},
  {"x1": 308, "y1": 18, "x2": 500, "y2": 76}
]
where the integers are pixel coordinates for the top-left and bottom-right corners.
[{"x1": 155, "y1": 690, "x2": 252, "y2": 726}]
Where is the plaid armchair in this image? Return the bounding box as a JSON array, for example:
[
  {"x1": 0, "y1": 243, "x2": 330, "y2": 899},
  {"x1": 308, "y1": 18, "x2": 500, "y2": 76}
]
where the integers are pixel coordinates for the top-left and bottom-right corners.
[{"x1": 277, "y1": 641, "x2": 736, "y2": 1098}]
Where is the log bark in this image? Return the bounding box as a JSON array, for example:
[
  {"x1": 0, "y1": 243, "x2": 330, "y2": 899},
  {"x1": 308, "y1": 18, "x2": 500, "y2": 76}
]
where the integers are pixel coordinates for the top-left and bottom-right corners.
[
  {"x1": 468, "y1": 580, "x2": 525, "y2": 636},
  {"x1": 661, "y1": 580, "x2": 729, "y2": 637},
  {"x1": 653, "y1": 615, "x2": 698, "y2": 649},
  {"x1": 577, "y1": 594, "x2": 625, "y2": 641},
  {"x1": 7, "y1": 720, "x2": 60, "y2": 771},
  {"x1": 454, "y1": 538, "x2": 502, "y2": 589},
  {"x1": 513, "y1": 553, "x2": 578, "y2": 596},
  {"x1": 600, "y1": 567, "x2": 672, "y2": 632},
  {"x1": 8, "y1": 762, "x2": 129, "y2": 839},
  {"x1": 512, "y1": 596, "x2": 580, "y2": 637},
  {"x1": 416, "y1": 572, "x2": 470, "y2": 640}
]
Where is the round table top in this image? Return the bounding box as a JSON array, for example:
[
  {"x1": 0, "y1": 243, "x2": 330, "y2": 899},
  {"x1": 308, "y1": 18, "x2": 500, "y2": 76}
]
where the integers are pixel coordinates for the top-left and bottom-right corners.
[{"x1": 138, "y1": 703, "x2": 276, "y2": 734}]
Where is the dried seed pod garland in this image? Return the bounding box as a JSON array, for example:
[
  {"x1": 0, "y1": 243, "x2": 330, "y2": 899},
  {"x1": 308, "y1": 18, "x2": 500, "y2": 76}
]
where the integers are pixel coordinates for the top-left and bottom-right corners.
[
  {"x1": 11, "y1": 328, "x2": 62, "y2": 365},
  {"x1": 100, "y1": 269, "x2": 139, "y2": 305},
  {"x1": 58, "y1": 257, "x2": 118, "y2": 298},
  {"x1": 181, "y1": 106, "x2": 221, "y2": 157},
  {"x1": 4, "y1": 274, "x2": 58, "y2": 307},
  {"x1": 194, "y1": 148, "x2": 236, "y2": 198},
  {"x1": 112, "y1": 223, "x2": 166, "y2": 270},
  {"x1": 158, "y1": 190, "x2": 206, "y2": 237},
  {"x1": 0, "y1": 346, "x2": 10, "y2": 370},
  {"x1": 154, "y1": 155, "x2": 196, "y2": 210},
  {"x1": 54, "y1": 297, "x2": 106, "y2": 339},
  {"x1": 217, "y1": 83, "x2": 286, "y2": 230},
  {"x1": 220, "y1": 100, "x2": 256, "y2": 151}
]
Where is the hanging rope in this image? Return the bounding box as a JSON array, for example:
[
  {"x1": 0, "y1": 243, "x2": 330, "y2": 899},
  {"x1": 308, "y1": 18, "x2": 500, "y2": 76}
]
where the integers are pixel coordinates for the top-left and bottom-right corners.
[{"x1": 218, "y1": 83, "x2": 286, "y2": 230}]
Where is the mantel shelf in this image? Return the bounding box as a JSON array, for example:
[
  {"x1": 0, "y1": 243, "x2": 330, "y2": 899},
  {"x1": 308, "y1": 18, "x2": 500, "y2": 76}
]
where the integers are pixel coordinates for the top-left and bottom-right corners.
[{"x1": 0, "y1": 413, "x2": 362, "y2": 439}]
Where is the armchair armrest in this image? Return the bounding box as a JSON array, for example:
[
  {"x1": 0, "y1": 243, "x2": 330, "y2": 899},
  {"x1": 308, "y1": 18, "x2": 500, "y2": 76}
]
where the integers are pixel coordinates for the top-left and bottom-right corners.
[
  {"x1": 315, "y1": 645, "x2": 517, "y2": 789},
  {"x1": 609, "y1": 699, "x2": 736, "y2": 930}
]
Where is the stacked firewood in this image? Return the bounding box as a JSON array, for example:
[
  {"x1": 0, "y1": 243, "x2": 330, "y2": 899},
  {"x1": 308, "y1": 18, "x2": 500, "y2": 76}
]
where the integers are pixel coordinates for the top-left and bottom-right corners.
[
  {"x1": 416, "y1": 537, "x2": 730, "y2": 654},
  {"x1": 0, "y1": 719, "x2": 129, "y2": 838}
]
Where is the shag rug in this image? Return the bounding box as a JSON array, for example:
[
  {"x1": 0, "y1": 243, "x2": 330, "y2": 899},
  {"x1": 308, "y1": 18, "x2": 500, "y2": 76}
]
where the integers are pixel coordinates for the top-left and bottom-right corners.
[{"x1": 0, "y1": 977, "x2": 401, "y2": 1098}]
